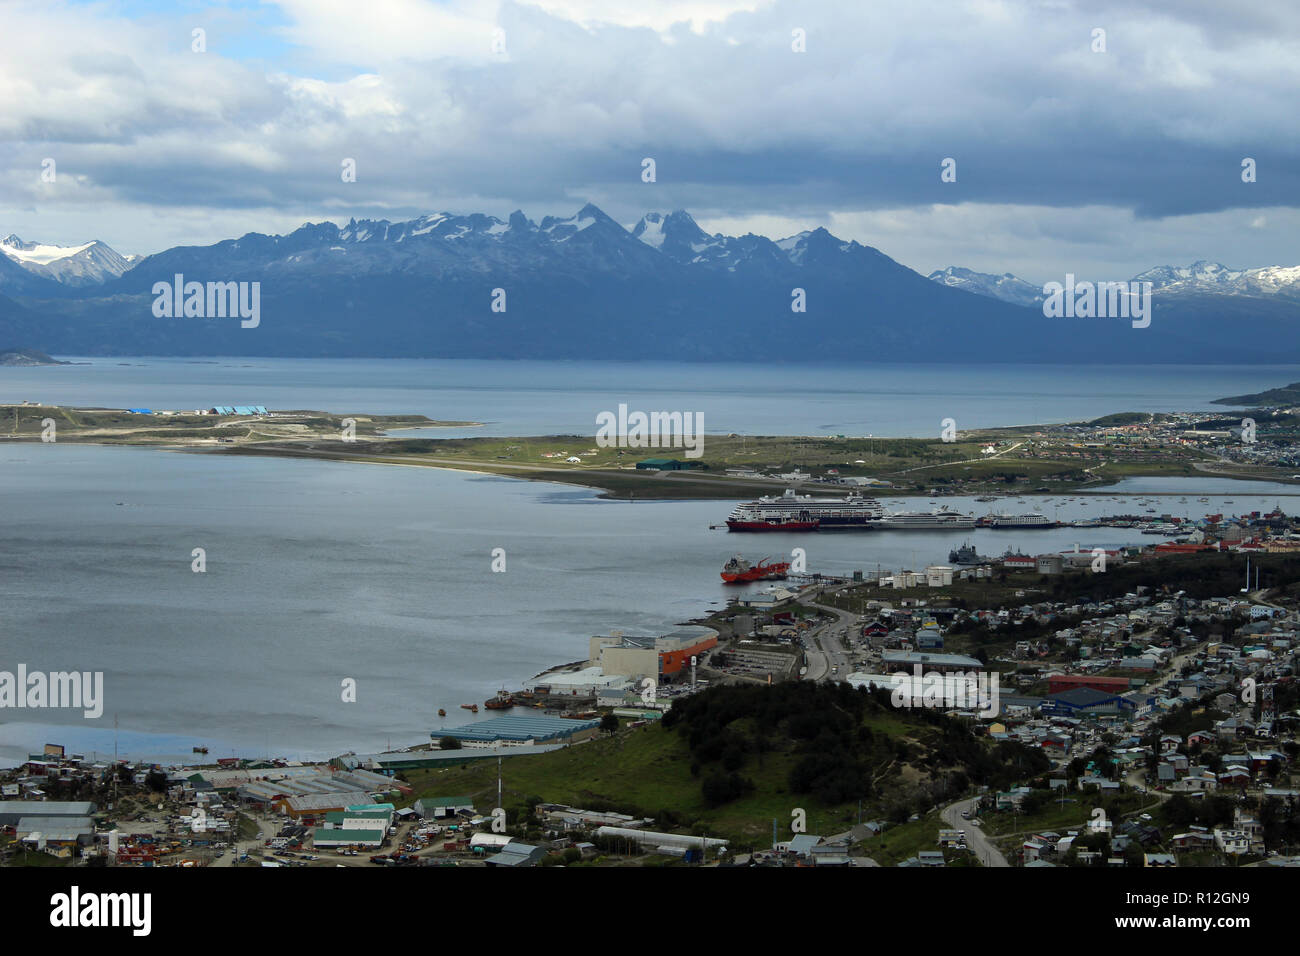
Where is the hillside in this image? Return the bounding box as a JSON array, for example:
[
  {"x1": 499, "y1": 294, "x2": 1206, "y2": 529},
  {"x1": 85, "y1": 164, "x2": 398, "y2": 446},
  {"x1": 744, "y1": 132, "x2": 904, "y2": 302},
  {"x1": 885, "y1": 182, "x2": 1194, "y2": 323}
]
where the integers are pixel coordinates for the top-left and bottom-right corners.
[
  {"x1": 1214, "y1": 382, "x2": 1300, "y2": 407},
  {"x1": 402, "y1": 682, "x2": 1049, "y2": 846}
]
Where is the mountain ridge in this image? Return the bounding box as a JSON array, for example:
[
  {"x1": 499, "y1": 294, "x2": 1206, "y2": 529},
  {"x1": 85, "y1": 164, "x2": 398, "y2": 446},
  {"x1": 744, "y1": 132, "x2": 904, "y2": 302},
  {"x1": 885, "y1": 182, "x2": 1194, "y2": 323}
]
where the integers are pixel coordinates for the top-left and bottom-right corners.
[{"x1": 3, "y1": 204, "x2": 1300, "y2": 364}]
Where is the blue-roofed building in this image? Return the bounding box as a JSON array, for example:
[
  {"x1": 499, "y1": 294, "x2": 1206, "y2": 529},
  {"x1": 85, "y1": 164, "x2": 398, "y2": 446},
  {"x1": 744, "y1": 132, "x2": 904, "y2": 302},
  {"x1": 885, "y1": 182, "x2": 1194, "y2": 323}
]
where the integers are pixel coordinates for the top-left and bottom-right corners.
[
  {"x1": 433, "y1": 713, "x2": 602, "y2": 747},
  {"x1": 1042, "y1": 687, "x2": 1137, "y2": 718},
  {"x1": 127, "y1": 408, "x2": 153, "y2": 414}
]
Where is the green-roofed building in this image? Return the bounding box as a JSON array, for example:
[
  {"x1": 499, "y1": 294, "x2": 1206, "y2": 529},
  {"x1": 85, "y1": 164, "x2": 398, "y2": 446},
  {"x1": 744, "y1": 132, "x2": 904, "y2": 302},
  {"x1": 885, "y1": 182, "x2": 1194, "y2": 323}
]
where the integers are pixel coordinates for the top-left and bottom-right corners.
[{"x1": 414, "y1": 796, "x2": 476, "y2": 819}]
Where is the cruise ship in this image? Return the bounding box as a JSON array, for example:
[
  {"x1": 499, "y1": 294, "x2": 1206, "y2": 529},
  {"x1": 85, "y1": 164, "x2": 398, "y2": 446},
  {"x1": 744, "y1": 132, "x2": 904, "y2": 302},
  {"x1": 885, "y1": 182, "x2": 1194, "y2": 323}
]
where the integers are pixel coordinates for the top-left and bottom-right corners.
[
  {"x1": 876, "y1": 508, "x2": 976, "y2": 530},
  {"x1": 725, "y1": 489, "x2": 885, "y2": 531},
  {"x1": 977, "y1": 512, "x2": 1058, "y2": 529}
]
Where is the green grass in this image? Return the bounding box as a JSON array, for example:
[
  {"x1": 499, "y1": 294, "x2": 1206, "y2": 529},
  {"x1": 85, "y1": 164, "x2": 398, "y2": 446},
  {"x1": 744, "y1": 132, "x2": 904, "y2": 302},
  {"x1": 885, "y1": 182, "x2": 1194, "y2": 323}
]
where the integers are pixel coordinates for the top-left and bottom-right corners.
[
  {"x1": 980, "y1": 792, "x2": 1148, "y2": 839},
  {"x1": 858, "y1": 811, "x2": 944, "y2": 866},
  {"x1": 401, "y1": 720, "x2": 930, "y2": 847}
]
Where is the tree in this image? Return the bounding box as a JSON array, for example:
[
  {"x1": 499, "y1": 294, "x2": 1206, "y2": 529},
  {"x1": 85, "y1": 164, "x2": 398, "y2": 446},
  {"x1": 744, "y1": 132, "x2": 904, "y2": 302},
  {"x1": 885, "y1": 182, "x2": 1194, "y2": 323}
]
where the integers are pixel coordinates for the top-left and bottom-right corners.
[
  {"x1": 599, "y1": 713, "x2": 619, "y2": 735},
  {"x1": 438, "y1": 736, "x2": 461, "y2": 750}
]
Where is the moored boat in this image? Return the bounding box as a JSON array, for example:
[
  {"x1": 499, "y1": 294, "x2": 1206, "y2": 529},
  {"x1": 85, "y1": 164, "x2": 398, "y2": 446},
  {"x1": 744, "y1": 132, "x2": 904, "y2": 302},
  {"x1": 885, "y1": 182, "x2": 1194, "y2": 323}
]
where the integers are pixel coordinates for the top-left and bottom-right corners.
[
  {"x1": 721, "y1": 554, "x2": 792, "y2": 583},
  {"x1": 977, "y1": 512, "x2": 1058, "y2": 529},
  {"x1": 725, "y1": 488, "x2": 883, "y2": 532}
]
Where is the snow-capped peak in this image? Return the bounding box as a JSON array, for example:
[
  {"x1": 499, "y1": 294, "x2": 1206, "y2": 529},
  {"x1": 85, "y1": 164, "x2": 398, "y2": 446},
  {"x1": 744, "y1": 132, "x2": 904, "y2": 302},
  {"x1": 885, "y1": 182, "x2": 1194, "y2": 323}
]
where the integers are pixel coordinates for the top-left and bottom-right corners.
[
  {"x1": 1, "y1": 234, "x2": 98, "y2": 265},
  {"x1": 0, "y1": 233, "x2": 134, "y2": 286}
]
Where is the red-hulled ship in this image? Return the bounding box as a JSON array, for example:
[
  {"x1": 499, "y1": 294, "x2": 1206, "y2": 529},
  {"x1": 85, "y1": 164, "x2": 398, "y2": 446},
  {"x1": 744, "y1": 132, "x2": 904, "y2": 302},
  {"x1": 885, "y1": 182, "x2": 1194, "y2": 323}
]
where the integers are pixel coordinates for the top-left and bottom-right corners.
[{"x1": 721, "y1": 555, "x2": 791, "y2": 583}]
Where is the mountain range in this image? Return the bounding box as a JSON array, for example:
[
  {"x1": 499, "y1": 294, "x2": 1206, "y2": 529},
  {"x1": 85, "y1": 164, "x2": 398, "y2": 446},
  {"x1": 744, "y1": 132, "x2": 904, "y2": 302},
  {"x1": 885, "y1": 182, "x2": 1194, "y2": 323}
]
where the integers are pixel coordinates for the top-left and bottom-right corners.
[
  {"x1": 931, "y1": 260, "x2": 1300, "y2": 307},
  {"x1": 2, "y1": 205, "x2": 1299, "y2": 363}
]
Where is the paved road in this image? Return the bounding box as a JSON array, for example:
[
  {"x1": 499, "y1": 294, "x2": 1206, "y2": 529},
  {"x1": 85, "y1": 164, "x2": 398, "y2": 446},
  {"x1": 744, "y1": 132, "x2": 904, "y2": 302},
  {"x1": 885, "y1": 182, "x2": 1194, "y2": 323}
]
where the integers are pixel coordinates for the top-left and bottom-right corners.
[
  {"x1": 893, "y1": 441, "x2": 1025, "y2": 475},
  {"x1": 941, "y1": 797, "x2": 1009, "y2": 868},
  {"x1": 802, "y1": 590, "x2": 859, "y2": 681}
]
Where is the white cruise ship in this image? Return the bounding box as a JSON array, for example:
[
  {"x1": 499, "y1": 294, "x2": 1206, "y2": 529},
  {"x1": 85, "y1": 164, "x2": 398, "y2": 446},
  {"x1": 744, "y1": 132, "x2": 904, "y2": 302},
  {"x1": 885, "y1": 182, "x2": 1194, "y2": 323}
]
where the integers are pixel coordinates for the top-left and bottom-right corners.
[
  {"x1": 725, "y1": 489, "x2": 887, "y2": 531},
  {"x1": 876, "y1": 508, "x2": 976, "y2": 530},
  {"x1": 978, "y1": 512, "x2": 1058, "y2": 529}
]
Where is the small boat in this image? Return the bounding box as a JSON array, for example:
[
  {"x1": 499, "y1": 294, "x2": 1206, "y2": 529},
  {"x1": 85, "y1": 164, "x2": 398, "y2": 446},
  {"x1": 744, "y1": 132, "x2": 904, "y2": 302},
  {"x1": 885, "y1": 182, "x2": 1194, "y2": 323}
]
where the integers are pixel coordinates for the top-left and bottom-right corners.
[
  {"x1": 460, "y1": 703, "x2": 479, "y2": 713},
  {"x1": 437, "y1": 708, "x2": 446, "y2": 718},
  {"x1": 485, "y1": 690, "x2": 515, "y2": 710}
]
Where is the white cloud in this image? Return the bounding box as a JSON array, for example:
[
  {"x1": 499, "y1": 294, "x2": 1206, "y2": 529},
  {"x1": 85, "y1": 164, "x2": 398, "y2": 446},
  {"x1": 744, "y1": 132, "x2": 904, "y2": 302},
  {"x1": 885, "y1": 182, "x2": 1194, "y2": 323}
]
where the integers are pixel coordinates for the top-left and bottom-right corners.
[{"x1": 0, "y1": 0, "x2": 1298, "y2": 276}]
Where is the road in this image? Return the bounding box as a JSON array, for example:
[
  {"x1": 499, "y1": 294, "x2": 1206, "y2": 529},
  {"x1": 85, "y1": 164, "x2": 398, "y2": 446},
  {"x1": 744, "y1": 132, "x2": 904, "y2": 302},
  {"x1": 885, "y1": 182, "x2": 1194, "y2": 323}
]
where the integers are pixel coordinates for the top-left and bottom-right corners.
[
  {"x1": 893, "y1": 441, "x2": 1025, "y2": 475},
  {"x1": 801, "y1": 589, "x2": 859, "y2": 681},
  {"x1": 941, "y1": 797, "x2": 1009, "y2": 868}
]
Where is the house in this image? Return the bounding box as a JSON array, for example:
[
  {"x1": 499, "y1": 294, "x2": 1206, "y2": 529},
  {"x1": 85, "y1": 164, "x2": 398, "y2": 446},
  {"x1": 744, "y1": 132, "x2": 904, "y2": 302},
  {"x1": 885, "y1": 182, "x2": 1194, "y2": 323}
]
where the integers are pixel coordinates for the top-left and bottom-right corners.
[
  {"x1": 996, "y1": 787, "x2": 1032, "y2": 810},
  {"x1": 1120, "y1": 822, "x2": 1162, "y2": 846},
  {"x1": 1233, "y1": 808, "x2": 1265, "y2": 847},
  {"x1": 1218, "y1": 767, "x2": 1252, "y2": 790},
  {"x1": 784, "y1": 834, "x2": 823, "y2": 858},
  {"x1": 1171, "y1": 830, "x2": 1214, "y2": 850},
  {"x1": 1173, "y1": 770, "x2": 1217, "y2": 792},
  {"x1": 1214, "y1": 828, "x2": 1251, "y2": 855},
  {"x1": 1022, "y1": 841, "x2": 1048, "y2": 862},
  {"x1": 1144, "y1": 853, "x2": 1177, "y2": 867}
]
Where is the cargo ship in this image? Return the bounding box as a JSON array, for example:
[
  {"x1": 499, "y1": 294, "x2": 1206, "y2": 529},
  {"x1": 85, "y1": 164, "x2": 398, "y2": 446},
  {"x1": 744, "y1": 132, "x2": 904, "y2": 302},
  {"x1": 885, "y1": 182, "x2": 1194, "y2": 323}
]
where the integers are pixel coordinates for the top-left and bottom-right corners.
[
  {"x1": 721, "y1": 555, "x2": 791, "y2": 583},
  {"x1": 725, "y1": 489, "x2": 886, "y2": 531}
]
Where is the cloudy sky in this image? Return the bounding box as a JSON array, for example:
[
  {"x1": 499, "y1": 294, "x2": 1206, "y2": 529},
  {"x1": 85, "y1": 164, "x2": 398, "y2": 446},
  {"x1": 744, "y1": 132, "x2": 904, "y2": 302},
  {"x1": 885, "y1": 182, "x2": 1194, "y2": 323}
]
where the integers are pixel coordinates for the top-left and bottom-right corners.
[{"x1": 1, "y1": 0, "x2": 1298, "y2": 283}]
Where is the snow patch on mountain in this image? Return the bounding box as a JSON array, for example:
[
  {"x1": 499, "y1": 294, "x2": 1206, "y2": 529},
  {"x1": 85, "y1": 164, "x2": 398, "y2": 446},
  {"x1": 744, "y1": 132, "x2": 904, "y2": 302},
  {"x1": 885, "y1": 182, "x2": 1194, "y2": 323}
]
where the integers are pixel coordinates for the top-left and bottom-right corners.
[
  {"x1": 927, "y1": 266, "x2": 1046, "y2": 308},
  {"x1": 0, "y1": 234, "x2": 134, "y2": 287}
]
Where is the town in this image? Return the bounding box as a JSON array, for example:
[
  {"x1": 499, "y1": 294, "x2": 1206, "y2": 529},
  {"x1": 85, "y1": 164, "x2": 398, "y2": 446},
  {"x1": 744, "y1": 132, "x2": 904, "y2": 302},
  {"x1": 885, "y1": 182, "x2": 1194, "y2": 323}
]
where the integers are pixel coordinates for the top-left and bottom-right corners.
[{"x1": 5, "y1": 511, "x2": 1300, "y2": 869}]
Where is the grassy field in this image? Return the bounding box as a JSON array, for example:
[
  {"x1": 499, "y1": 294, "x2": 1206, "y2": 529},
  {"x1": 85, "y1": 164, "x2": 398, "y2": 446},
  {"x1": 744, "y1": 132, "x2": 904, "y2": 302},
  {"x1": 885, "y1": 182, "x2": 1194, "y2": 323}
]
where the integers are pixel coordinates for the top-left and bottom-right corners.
[
  {"x1": 0, "y1": 404, "x2": 456, "y2": 444},
  {"x1": 401, "y1": 718, "x2": 930, "y2": 847},
  {"x1": 979, "y1": 792, "x2": 1148, "y2": 839},
  {"x1": 857, "y1": 811, "x2": 946, "y2": 866},
  {"x1": 8, "y1": 403, "x2": 1283, "y2": 498}
]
